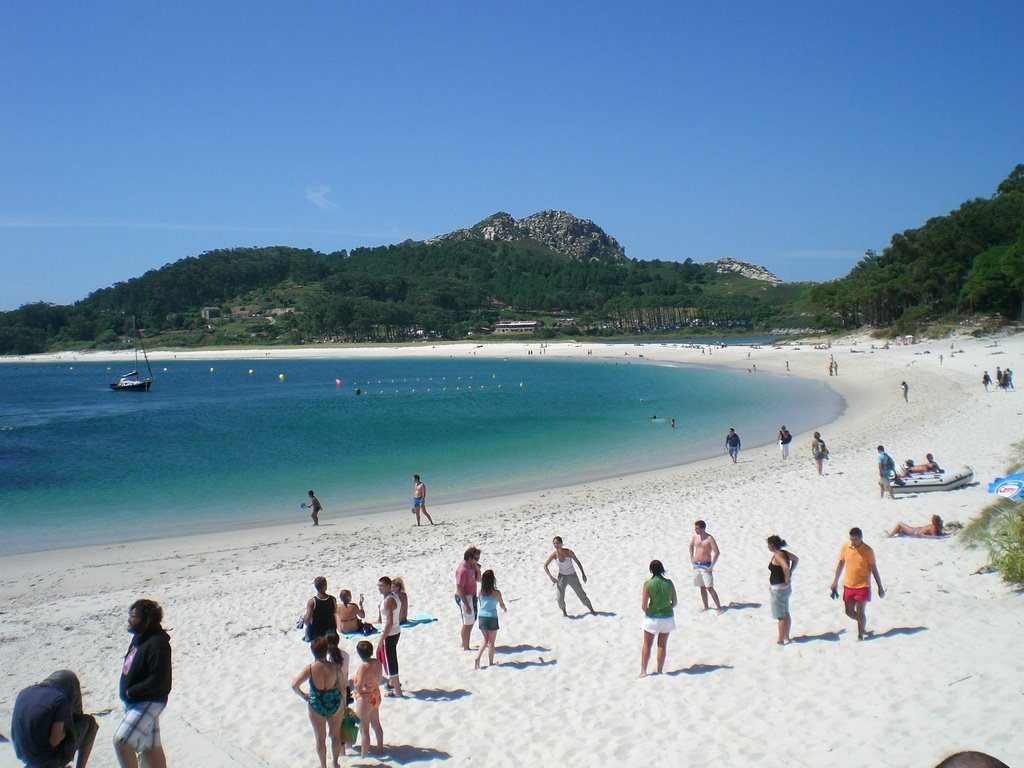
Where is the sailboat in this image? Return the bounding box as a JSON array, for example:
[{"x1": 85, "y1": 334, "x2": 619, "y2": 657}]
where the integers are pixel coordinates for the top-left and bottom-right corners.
[{"x1": 110, "y1": 320, "x2": 154, "y2": 392}]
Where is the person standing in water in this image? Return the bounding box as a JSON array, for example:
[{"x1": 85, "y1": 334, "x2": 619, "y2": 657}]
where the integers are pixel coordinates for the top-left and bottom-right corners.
[
  {"x1": 542, "y1": 536, "x2": 597, "y2": 617},
  {"x1": 411, "y1": 475, "x2": 433, "y2": 526}
]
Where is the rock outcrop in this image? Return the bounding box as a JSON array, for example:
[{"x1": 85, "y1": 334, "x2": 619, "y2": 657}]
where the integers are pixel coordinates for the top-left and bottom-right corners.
[
  {"x1": 712, "y1": 257, "x2": 781, "y2": 284},
  {"x1": 426, "y1": 210, "x2": 626, "y2": 263}
]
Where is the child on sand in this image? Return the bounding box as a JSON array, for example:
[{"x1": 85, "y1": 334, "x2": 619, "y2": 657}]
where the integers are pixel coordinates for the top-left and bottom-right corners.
[
  {"x1": 475, "y1": 570, "x2": 508, "y2": 669},
  {"x1": 351, "y1": 640, "x2": 384, "y2": 759}
]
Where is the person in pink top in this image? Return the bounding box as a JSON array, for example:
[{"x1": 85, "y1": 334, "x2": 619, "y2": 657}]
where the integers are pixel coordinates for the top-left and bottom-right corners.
[{"x1": 454, "y1": 546, "x2": 482, "y2": 650}]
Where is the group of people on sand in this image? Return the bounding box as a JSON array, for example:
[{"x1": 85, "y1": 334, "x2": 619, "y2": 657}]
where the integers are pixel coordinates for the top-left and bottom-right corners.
[
  {"x1": 639, "y1": 514, "x2": 952, "y2": 675},
  {"x1": 983, "y1": 367, "x2": 1014, "y2": 392},
  {"x1": 294, "y1": 574, "x2": 410, "y2": 762}
]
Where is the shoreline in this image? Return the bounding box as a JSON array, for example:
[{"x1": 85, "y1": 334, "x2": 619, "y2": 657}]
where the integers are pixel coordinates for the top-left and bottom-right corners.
[
  {"x1": 1, "y1": 333, "x2": 1021, "y2": 767},
  {"x1": 1, "y1": 344, "x2": 844, "y2": 558}
]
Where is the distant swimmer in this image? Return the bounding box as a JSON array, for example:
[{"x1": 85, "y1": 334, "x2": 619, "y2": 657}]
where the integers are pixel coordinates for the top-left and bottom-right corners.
[{"x1": 411, "y1": 474, "x2": 433, "y2": 526}]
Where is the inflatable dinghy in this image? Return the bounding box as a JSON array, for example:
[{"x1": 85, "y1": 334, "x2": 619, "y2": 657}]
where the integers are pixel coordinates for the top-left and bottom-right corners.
[{"x1": 892, "y1": 466, "x2": 974, "y2": 494}]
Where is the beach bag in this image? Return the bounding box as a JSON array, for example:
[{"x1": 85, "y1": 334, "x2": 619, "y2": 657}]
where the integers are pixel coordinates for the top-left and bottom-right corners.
[{"x1": 881, "y1": 453, "x2": 896, "y2": 473}]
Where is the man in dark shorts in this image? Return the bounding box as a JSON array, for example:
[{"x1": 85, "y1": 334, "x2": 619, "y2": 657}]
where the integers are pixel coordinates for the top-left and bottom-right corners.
[
  {"x1": 307, "y1": 490, "x2": 322, "y2": 526},
  {"x1": 829, "y1": 527, "x2": 885, "y2": 640},
  {"x1": 12, "y1": 669, "x2": 98, "y2": 768}
]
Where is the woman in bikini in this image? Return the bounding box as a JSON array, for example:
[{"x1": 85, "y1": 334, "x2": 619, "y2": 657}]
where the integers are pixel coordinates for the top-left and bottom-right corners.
[
  {"x1": 336, "y1": 589, "x2": 367, "y2": 634},
  {"x1": 885, "y1": 514, "x2": 944, "y2": 538},
  {"x1": 291, "y1": 635, "x2": 346, "y2": 768},
  {"x1": 352, "y1": 640, "x2": 384, "y2": 759}
]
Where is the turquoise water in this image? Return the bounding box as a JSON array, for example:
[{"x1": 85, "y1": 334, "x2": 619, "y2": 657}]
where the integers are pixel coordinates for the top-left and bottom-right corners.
[{"x1": 0, "y1": 356, "x2": 842, "y2": 554}]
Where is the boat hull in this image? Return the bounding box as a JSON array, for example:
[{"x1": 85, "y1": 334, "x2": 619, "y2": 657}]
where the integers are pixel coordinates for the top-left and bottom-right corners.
[
  {"x1": 110, "y1": 379, "x2": 152, "y2": 392},
  {"x1": 892, "y1": 466, "x2": 974, "y2": 493}
]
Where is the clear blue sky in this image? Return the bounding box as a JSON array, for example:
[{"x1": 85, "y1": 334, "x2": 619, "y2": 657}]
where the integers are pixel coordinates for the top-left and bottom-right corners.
[{"x1": 2, "y1": 1, "x2": 1022, "y2": 310}]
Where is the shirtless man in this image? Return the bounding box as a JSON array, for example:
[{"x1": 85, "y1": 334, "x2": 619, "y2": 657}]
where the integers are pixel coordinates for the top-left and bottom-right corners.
[
  {"x1": 307, "y1": 490, "x2": 322, "y2": 526},
  {"x1": 688, "y1": 520, "x2": 723, "y2": 613},
  {"x1": 411, "y1": 474, "x2": 433, "y2": 526}
]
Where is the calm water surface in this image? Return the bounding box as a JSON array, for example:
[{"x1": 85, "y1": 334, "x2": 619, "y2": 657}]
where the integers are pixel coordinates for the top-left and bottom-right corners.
[{"x1": 0, "y1": 355, "x2": 842, "y2": 554}]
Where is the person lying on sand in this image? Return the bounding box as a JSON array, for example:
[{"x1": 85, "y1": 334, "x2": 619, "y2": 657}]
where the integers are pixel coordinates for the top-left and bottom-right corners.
[{"x1": 885, "y1": 515, "x2": 944, "y2": 538}]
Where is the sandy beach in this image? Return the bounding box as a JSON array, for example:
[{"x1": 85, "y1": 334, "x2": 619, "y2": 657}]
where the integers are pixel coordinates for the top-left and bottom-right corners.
[{"x1": 2, "y1": 333, "x2": 1022, "y2": 767}]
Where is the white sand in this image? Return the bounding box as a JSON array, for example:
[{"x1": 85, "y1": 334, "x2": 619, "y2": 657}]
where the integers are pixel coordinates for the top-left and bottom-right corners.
[{"x1": 2, "y1": 334, "x2": 1022, "y2": 767}]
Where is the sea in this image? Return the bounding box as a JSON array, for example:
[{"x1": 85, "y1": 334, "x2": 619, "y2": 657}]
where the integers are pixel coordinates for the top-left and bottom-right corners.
[{"x1": 0, "y1": 353, "x2": 843, "y2": 555}]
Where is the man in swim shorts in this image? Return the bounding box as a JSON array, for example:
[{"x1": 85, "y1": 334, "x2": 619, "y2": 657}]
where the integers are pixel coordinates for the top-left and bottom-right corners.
[
  {"x1": 454, "y1": 546, "x2": 481, "y2": 650},
  {"x1": 725, "y1": 428, "x2": 741, "y2": 463},
  {"x1": 830, "y1": 527, "x2": 885, "y2": 640},
  {"x1": 411, "y1": 474, "x2": 433, "y2": 526},
  {"x1": 688, "y1": 520, "x2": 723, "y2": 613},
  {"x1": 114, "y1": 599, "x2": 172, "y2": 768}
]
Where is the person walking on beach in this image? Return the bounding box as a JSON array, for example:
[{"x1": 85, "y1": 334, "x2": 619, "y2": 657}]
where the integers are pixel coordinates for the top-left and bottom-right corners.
[
  {"x1": 982, "y1": 371, "x2": 992, "y2": 391},
  {"x1": 351, "y1": 641, "x2": 384, "y2": 759},
  {"x1": 455, "y1": 546, "x2": 482, "y2": 650},
  {"x1": 877, "y1": 445, "x2": 897, "y2": 500},
  {"x1": 901, "y1": 381, "x2": 909, "y2": 402},
  {"x1": 778, "y1": 426, "x2": 793, "y2": 459},
  {"x1": 411, "y1": 474, "x2": 433, "y2": 526},
  {"x1": 306, "y1": 490, "x2": 322, "y2": 526},
  {"x1": 542, "y1": 536, "x2": 597, "y2": 617},
  {"x1": 766, "y1": 536, "x2": 798, "y2": 645},
  {"x1": 475, "y1": 569, "x2": 508, "y2": 669},
  {"x1": 303, "y1": 576, "x2": 338, "y2": 642},
  {"x1": 114, "y1": 599, "x2": 171, "y2": 768},
  {"x1": 725, "y1": 428, "x2": 741, "y2": 463},
  {"x1": 689, "y1": 521, "x2": 723, "y2": 613},
  {"x1": 640, "y1": 560, "x2": 677, "y2": 677},
  {"x1": 811, "y1": 432, "x2": 829, "y2": 475},
  {"x1": 291, "y1": 635, "x2": 346, "y2": 768},
  {"x1": 375, "y1": 576, "x2": 403, "y2": 697},
  {"x1": 829, "y1": 527, "x2": 884, "y2": 641},
  {"x1": 12, "y1": 670, "x2": 98, "y2": 768}
]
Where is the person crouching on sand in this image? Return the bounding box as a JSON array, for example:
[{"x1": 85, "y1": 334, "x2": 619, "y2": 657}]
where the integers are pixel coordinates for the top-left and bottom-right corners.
[
  {"x1": 640, "y1": 560, "x2": 677, "y2": 677},
  {"x1": 475, "y1": 569, "x2": 507, "y2": 669}
]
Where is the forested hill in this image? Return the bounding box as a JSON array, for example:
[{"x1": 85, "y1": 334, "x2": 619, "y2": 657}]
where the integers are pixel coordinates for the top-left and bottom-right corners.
[
  {"x1": 806, "y1": 165, "x2": 1024, "y2": 331},
  {"x1": 0, "y1": 218, "x2": 805, "y2": 353}
]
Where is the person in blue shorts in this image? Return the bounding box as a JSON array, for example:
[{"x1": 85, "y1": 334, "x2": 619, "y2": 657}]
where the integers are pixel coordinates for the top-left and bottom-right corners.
[
  {"x1": 725, "y1": 428, "x2": 741, "y2": 463},
  {"x1": 411, "y1": 474, "x2": 434, "y2": 526}
]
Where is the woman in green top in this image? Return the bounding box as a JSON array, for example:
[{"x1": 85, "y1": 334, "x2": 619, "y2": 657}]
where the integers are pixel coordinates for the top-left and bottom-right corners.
[{"x1": 640, "y1": 560, "x2": 678, "y2": 677}]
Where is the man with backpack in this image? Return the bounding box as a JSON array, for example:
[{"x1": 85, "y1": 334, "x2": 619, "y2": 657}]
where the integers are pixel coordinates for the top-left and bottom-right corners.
[{"x1": 876, "y1": 445, "x2": 897, "y2": 499}]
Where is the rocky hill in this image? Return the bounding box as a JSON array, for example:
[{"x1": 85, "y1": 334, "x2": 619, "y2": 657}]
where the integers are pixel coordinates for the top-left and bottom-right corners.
[
  {"x1": 713, "y1": 257, "x2": 781, "y2": 284},
  {"x1": 426, "y1": 210, "x2": 627, "y2": 264}
]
